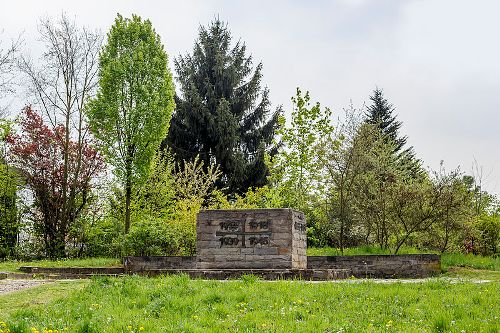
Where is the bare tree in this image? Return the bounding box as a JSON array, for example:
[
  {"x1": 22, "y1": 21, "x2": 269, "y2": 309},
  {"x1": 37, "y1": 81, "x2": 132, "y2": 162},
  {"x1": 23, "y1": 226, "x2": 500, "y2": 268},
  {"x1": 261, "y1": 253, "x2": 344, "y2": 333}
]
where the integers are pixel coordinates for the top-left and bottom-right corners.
[
  {"x1": 0, "y1": 31, "x2": 22, "y2": 116},
  {"x1": 17, "y1": 14, "x2": 103, "y2": 257}
]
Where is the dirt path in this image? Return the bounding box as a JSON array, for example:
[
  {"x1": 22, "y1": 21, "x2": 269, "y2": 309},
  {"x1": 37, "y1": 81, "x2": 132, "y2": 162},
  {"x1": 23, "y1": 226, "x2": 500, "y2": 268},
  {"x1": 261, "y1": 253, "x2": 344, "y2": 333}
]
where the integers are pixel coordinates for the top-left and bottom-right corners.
[{"x1": 0, "y1": 279, "x2": 52, "y2": 295}]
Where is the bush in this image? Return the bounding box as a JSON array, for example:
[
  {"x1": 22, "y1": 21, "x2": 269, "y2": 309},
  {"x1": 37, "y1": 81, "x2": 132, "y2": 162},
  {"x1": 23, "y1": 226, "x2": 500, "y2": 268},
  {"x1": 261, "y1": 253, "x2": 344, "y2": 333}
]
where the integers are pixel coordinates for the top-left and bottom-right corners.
[
  {"x1": 474, "y1": 215, "x2": 499, "y2": 256},
  {"x1": 122, "y1": 217, "x2": 180, "y2": 256}
]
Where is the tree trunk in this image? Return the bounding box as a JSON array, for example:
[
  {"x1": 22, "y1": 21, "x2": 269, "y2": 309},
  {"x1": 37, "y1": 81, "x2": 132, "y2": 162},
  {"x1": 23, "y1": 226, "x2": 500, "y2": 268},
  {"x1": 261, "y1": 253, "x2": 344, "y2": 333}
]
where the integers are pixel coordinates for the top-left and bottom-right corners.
[{"x1": 125, "y1": 178, "x2": 131, "y2": 234}]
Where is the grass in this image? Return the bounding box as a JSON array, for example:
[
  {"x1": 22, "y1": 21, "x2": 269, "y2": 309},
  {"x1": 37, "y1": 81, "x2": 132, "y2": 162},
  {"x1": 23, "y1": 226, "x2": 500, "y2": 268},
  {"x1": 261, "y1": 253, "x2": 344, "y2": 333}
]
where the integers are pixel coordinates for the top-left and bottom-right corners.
[
  {"x1": 0, "y1": 258, "x2": 121, "y2": 273},
  {"x1": 0, "y1": 275, "x2": 498, "y2": 332},
  {"x1": 0, "y1": 280, "x2": 88, "y2": 318},
  {"x1": 441, "y1": 252, "x2": 499, "y2": 271}
]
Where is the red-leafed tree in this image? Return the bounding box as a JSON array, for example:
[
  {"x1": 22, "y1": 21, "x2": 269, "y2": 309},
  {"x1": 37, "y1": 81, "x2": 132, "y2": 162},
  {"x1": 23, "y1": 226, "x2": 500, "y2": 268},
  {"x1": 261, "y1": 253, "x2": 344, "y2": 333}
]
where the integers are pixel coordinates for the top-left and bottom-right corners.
[{"x1": 7, "y1": 107, "x2": 104, "y2": 258}]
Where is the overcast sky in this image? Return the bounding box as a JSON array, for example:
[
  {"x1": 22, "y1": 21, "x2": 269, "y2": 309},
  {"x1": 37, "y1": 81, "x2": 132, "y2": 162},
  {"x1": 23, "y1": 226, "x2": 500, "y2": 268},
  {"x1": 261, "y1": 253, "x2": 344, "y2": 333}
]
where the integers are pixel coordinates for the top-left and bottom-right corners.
[{"x1": 1, "y1": 0, "x2": 499, "y2": 195}]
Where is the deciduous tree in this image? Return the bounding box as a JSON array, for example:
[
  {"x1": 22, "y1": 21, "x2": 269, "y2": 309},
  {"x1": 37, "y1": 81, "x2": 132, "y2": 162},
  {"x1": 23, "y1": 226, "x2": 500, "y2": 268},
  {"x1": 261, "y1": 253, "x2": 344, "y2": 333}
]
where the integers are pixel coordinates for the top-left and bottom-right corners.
[
  {"x1": 88, "y1": 14, "x2": 175, "y2": 233},
  {"x1": 8, "y1": 107, "x2": 104, "y2": 258},
  {"x1": 17, "y1": 15, "x2": 103, "y2": 256}
]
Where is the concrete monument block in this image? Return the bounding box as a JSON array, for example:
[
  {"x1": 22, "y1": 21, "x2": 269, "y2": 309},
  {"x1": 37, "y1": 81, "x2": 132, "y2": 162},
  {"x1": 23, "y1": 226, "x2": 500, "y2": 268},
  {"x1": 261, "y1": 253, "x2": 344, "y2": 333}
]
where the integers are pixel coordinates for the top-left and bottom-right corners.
[{"x1": 196, "y1": 208, "x2": 307, "y2": 269}]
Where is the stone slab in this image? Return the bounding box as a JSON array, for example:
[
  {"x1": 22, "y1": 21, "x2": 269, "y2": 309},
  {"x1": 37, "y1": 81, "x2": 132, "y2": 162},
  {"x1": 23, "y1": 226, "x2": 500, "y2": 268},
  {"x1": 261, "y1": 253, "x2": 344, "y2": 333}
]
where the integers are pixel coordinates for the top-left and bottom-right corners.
[{"x1": 307, "y1": 254, "x2": 441, "y2": 278}]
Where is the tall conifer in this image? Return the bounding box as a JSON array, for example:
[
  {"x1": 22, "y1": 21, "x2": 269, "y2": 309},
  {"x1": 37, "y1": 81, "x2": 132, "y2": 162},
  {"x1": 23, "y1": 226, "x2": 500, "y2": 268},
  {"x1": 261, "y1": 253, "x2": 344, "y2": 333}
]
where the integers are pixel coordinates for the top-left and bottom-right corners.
[
  {"x1": 165, "y1": 19, "x2": 281, "y2": 195},
  {"x1": 365, "y1": 88, "x2": 422, "y2": 177}
]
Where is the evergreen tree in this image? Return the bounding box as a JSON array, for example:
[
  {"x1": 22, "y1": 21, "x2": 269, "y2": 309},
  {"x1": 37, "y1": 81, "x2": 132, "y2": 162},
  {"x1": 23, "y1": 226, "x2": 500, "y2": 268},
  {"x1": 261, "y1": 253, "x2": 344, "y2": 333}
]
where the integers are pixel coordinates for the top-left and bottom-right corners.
[
  {"x1": 365, "y1": 88, "x2": 407, "y2": 151},
  {"x1": 365, "y1": 88, "x2": 422, "y2": 177},
  {"x1": 165, "y1": 19, "x2": 281, "y2": 195}
]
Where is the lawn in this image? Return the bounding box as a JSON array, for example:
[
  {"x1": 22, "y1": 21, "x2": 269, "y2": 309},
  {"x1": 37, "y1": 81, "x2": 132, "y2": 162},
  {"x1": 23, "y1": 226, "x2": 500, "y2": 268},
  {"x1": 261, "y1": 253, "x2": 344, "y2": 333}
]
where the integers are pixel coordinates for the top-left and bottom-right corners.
[
  {"x1": 0, "y1": 258, "x2": 122, "y2": 273},
  {"x1": 0, "y1": 275, "x2": 498, "y2": 333}
]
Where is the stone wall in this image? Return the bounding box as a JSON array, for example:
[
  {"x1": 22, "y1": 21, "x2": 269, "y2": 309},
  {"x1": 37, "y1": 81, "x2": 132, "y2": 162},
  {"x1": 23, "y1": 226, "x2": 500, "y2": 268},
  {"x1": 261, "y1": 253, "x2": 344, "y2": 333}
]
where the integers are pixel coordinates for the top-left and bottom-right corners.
[
  {"x1": 307, "y1": 254, "x2": 441, "y2": 278},
  {"x1": 123, "y1": 256, "x2": 196, "y2": 273},
  {"x1": 197, "y1": 209, "x2": 307, "y2": 269}
]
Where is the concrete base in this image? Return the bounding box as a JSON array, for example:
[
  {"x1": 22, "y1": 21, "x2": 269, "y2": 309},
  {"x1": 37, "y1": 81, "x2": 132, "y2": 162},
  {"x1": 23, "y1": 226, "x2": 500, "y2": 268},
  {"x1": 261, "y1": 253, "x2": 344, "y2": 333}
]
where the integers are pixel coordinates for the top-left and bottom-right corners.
[{"x1": 134, "y1": 268, "x2": 351, "y2": 280}]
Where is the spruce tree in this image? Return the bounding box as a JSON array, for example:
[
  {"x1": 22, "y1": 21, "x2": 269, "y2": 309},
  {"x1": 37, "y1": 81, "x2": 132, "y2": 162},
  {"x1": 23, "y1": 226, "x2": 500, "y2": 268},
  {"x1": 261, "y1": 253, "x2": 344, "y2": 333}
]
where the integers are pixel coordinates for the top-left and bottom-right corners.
[
  {"x1": 165, "y1": 19, "x2": 281, "y2": 195},
  {"x1": 365, "y1": 88, "x2": 422, "y2": 177},
  {"x1": 365, "y1": 88, "x2": 407, "y2": 151}
]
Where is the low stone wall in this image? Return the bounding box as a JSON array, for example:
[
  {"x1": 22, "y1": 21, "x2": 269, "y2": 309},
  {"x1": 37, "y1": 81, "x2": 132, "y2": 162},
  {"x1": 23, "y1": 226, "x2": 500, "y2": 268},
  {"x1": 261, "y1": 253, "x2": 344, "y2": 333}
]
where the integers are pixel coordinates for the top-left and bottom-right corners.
[
  {"x1": 123, "y1": 256, "x2": 196, "y2": 273},
  {"x1": 133, "y1": 268, "x2": 351, "y2": 280},
  {"x1": 307, "y1": 254, "x2": 441, "y2": 278},
  {"x1": 19, "y1": 266, "x2": 125, "y2": 275}
]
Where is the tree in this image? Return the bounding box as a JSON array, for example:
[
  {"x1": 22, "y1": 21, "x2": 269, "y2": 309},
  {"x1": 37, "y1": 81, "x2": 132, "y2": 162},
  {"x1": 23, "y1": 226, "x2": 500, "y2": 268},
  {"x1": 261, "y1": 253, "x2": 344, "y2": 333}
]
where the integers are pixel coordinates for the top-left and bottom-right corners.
[
  {"x1": 365, "y1": 88, "x2": 421, "y2": 176},
  {"x1": 0, "y1": 120, "x2": 19, "y2": 258},
  {"x1": 165, "y1": 18, "x2": 281, "y2": 195},
  {"x1": 8, "y1": 107, "x2": 104, "y2": 258},
  {"x1": 426, "y1": 166, "x2": 472, "y2": 253},
  {"x1": 18, "y1": 15, "x2": 103, "y2": 255},
  {"x1": 270, "y1": 88, "x2": 334, "y2": 246},
  {"x1": 365, "y1": 88, "x2": 406, "y2": 151},
  {"x1": 88, "y1": 14, "x2": 175, "y2": 233},
  {"x1": 351, "y1": 123, "x2": 401, "y2": 250},
  {"x1": 320, "y1": 107, "x2": 374, "y2": 251},
  {"x1": 0, "y1": 31, "x2": 22, "y2": 116}
]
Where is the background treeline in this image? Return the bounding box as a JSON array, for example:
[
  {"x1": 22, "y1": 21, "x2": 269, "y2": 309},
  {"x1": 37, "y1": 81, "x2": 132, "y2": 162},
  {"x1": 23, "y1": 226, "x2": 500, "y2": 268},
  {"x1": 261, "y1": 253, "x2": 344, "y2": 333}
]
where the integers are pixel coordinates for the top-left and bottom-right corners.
[{"x1": 0, "y1": 15, "x2": 498, "y2": 259}]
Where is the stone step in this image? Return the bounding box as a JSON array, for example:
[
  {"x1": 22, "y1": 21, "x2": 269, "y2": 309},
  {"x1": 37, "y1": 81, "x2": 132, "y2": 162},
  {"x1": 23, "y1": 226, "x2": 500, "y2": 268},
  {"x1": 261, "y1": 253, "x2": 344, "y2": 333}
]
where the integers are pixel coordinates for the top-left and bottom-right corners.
[
  {"x1": 19, "y1": 266, "x2": 125, "y2": 275},
  {"x1": 134, "y1": 268, "x2": 352, "y2": 280}
]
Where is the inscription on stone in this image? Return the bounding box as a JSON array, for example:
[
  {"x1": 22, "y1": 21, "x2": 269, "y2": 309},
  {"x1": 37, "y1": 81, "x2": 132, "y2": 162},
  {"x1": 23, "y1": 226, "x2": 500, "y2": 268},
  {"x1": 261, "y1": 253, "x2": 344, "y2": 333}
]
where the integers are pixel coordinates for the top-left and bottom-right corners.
[
  {"x1": 294, "y1": 222, "x2": 307, "y2": 232},
  {"x1": 197, "y1": 209, "x2": 307, "y2": 269},
  {"x1": 216, "y1": 219, "x2": 271, "y2": 248}
]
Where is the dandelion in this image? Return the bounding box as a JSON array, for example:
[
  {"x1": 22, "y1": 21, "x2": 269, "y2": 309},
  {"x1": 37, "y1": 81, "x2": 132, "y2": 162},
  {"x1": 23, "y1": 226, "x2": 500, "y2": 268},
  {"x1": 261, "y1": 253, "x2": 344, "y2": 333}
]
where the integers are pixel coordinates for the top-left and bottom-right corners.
[
  {"x1": 386, "y1": 320, "x2": 393, "y2": 328},
  {"x1": 139, "y1": 327, "x2": 145, "y2": 331}
]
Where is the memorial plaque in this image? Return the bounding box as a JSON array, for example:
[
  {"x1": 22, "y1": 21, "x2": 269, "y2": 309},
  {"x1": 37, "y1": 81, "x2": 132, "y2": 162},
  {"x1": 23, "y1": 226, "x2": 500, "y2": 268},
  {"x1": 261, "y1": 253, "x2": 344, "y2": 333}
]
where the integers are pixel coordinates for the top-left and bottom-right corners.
[{"x1": 196, "y1": 209, "x2": 307, "y2": 269}]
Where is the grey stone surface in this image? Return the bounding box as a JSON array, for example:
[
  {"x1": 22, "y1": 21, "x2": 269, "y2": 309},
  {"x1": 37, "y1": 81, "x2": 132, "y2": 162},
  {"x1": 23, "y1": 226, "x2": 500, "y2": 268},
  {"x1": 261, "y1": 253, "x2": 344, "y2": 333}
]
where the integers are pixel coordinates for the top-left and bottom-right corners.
[
  {"x1": 123, "y1": 256, "x2": 196, "y2": 272},
  {"x1": 133, "y1": 268, "x2": 351, "y2": 280},
  {"x1": 307, "y1": 254, "x2": 441, "y2": 278},
  {"x1": 196, "y1": 209, "x2": 307, "y2": 269}
]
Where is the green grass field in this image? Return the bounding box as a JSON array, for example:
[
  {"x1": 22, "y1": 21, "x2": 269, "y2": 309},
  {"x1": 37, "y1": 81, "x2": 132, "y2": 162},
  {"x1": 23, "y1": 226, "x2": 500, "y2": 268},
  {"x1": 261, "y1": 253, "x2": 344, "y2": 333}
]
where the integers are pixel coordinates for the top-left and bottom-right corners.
[
  {"x1": 0, "y1": 250, "x2": 498, "y2": 332},
  {"x1": 0, "y1": 258, "x2": 122, "y2": 273},
  {"x1": 0, "y1": 275, "x2": 498, "y2": 333}
]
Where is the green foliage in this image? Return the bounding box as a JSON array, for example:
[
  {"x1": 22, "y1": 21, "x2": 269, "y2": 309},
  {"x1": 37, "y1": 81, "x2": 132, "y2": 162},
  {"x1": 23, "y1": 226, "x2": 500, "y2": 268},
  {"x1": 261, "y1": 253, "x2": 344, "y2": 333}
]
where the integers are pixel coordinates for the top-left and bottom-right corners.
[
  {"x1": 88, "y1": 14, "x2": 175, "y2": 233},
  {"x1": 122, "y1": 217, "x2": 179, "y2": 256},
  {"x1": 269, "y1": 88, "x2": 334, "y2": 246},
  {"x1": 0, "y1": 162, "x2": 18, "y2": 258},
  {"x1": 365, "y1": 88, "x2": 421, "y2": 176},
  {"x1": 272, "y1": 88, "x2": 334, "y2": 209},
  {"x1": 0, "y1": 119, "x2": 19, "y2": 258},
  {"x1": 473, "y1": 214, "x2": 500, "y2": 256},
  {"x1": 1, "y1": 276, "x2": 499, "y2": 332},
  {"x1": 167, "y1": 18, "x2": 281, "y2": 195}
]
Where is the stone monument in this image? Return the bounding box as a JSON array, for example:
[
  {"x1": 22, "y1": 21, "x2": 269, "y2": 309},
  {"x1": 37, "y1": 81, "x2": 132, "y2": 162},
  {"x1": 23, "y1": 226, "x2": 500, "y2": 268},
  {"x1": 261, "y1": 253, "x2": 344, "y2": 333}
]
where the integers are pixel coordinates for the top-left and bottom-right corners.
[{"x1": 196, "y1": 208, "x2": 307, "y2": 269}]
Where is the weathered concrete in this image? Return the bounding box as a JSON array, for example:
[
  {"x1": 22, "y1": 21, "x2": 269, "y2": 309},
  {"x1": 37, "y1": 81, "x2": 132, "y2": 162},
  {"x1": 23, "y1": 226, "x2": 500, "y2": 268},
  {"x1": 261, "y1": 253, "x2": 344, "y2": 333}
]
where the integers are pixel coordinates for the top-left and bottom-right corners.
[
  {"x1": 307, "y1": 254, "x2": 441, "y2": 278},
  {"x1": 197, "y1": 209, "x2": 307, "y2": 269},
  {"x1": 123, "y1": 256, "x2": 196, "y2": 273},
  {"x1": 134, "y1": 268, "x2": 351, "y2": 280}
]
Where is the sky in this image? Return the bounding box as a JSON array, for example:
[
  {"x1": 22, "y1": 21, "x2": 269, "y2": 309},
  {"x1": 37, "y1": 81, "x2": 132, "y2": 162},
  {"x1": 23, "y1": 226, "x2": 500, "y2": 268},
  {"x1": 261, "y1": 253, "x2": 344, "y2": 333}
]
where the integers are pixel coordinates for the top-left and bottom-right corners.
[{"x1": 1, "y1": 0, "x2": 499, "y2": 195}]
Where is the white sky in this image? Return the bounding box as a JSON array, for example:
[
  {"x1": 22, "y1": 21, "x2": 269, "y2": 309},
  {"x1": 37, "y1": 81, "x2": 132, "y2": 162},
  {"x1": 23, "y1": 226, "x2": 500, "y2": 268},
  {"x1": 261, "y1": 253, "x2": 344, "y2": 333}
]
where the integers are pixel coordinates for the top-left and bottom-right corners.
[{"x1": 1, "y1": 0, "x2": 499, "y2": 195}]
